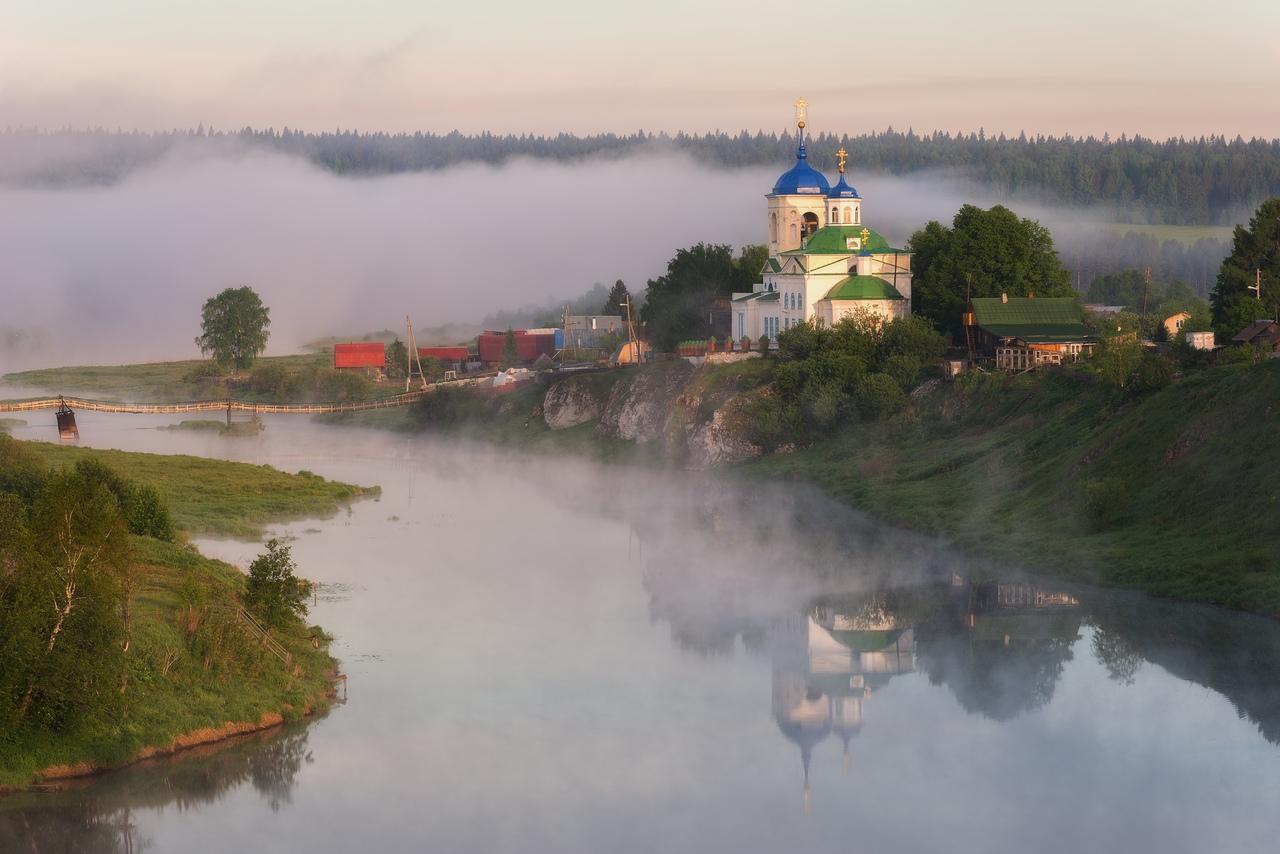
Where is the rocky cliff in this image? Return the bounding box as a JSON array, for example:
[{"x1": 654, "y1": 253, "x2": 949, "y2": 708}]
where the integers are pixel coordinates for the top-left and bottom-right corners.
[{"x1": 540, "y1": 363, "x2": 764, "y2": 468}]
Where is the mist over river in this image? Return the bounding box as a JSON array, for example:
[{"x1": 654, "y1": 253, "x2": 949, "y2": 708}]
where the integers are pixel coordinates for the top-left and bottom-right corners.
[{"x1": 4, "y1": 411, "x2": 1280, "y2": 853}]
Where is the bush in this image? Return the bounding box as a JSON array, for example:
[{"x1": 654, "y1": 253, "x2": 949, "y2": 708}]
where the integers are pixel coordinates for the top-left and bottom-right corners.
[
  {"x1": 244, "y1": 539, "x2": 310, "y2": 629},
  {"x1": 882, "y1": 354, "x2": 923, "y2": 391},
  {"x1": 1217, "y1": 344, "x2": 1268, "y2": 366},
  {"x1": 854, "y1": 373, "x2": 907, "y2": 420},
  {"x1": 125, "y1": 483, "x2": 175, "y2": 541},
  {"x1": 741, "y1": 390, "x2": 801, "y2": 451},
  {"x1": 1129, "y1": 353, "x2": 1174, "y2": 394},
  {"x1": 1083, "y1": 477, "x2": 1129, "y2": 532}
]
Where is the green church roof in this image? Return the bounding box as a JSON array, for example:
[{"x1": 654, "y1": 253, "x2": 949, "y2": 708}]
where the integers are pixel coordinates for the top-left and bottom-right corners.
[
  {"x1": 825, "y1": 275, "x2": 906, "y2": 301},
  {"x1": 782, "y1": 225, "x2": 905, "y2": 256},
  {"x1": 970, "y1": 297, "x2": 1094, "y2": 343}
]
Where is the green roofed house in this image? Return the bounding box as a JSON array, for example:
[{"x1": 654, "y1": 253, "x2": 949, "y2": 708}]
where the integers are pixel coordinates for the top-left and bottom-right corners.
[
  {"x1": 966, "y1": 294, "x2": 1097, "y2": 371},
  {"x1": 730, "y1": 102, "x2": 912, "y2": 344}
]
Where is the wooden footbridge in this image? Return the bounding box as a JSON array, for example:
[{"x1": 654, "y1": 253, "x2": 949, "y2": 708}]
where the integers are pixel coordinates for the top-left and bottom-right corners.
[
  {"x1": 0, "y1": 391, "x2": 431, "y2": 416},
  {"x1": 0, "y1": 375, "x2": 492, "y2": 417}
]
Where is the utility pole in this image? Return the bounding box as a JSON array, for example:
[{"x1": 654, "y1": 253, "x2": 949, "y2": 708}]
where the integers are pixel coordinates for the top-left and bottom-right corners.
[
  {"x1": 1141, "y1": 266, "x2": 1152, "y2": 338},
  {"x1": 1248, "y1": 267, "x2": 1264, "y2": 309},
  {"x1": 622, "y1": 296, "x2": 640, "y2": 365},
  {"x1": 405, "y1": 314, "x2": 427, "y2": 391}
]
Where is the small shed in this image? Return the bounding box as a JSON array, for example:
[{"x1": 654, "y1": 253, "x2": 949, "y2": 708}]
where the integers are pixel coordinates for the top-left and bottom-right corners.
[{"x1": 333, "y1": 342, "x2": 386, "y2": 377}]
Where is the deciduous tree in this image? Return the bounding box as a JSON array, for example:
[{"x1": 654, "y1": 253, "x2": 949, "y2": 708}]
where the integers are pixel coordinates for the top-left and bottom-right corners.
[{"x1": 195, "y1": 286, "x2": 271, "y2": 371}]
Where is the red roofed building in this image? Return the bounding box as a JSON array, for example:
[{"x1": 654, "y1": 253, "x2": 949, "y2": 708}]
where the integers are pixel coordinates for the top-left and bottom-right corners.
[
  {"x1": 333, "y1": 342, "x2": 386, "y2": 375},
  {"x1": 418, "y1": 346, "x2": 470, "y2": 363}
]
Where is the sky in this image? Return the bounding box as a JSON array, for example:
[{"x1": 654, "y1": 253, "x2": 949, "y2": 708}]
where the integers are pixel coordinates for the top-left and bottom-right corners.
[{"x1": 3, "y1": 0, "x2": 1279, "y2": 139}]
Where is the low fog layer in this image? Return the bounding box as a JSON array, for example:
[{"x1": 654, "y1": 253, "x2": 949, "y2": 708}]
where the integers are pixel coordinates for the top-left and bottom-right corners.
[{"x1": 2, "y1": 141, "x2": 1096, "y2": 372}]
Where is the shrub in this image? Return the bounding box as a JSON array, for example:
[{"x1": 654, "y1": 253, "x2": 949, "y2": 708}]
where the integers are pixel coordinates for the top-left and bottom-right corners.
[
  {"x1": 741, "y1": 390, "x2": 801, "y2": 451},
  {"x1": 1083, "y1": 477, "x2": 1129, "y2": 532},
  {"x1": 882, "y1": 354, "x2": 923, "y2": 391},
  {"x1": 1217, "y1": 344, "x2": 1268, "y2": 366},
  {"x1": 244, "y1": 539, "x2": 310, "y2": 629},
  {"x1": 125, "y1": 483, "x2": 176, "y2": 542},
  {"x1": 854, "y1": 373, "x2": 906, "y2": 420}
]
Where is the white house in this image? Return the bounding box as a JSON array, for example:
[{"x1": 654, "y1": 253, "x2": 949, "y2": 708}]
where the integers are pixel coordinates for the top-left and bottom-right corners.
[{"x1": 732, "y1": 100, "x2": 913, "y2": 341}]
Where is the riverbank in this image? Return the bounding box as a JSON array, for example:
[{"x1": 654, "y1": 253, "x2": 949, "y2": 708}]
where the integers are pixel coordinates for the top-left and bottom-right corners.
[
  {"x1": 333, "y1": 357, "x2": 1280, "y2": 616},
  {"x1": 2, "y1": 352, "x2": 403, "y2": 406},
  {"x1": 0, "y1": 438, "x2": 375, "y2": 790}
]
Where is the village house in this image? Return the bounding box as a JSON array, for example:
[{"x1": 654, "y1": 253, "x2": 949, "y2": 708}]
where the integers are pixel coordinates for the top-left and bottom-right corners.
[
  {"x1": 1232, "y1": 319, "x2": 1280, "y2": 353},
  {"x1": 1163, "y1": 311, "x2": 1192, "y2": 338},
  {"x1": 966, "y1": 294, "x2": 1096, "y2": 371}
]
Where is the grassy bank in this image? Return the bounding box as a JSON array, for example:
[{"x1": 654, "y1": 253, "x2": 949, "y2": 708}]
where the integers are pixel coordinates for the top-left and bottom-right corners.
[
  {"x1": 21, "y1": 442, "x2": 377, "y2": 539},
  {"x1": 750, "y1": 360, "x2": 1280, "y2": 614},
  {"x1": 0, "y1": 439, "x2": 374, "y2": 788}
]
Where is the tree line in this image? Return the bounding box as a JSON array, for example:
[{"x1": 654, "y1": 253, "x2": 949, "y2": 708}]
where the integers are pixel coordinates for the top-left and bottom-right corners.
[{"x1": 7, "y1": 127, "x2": 1280, "y2": 224}]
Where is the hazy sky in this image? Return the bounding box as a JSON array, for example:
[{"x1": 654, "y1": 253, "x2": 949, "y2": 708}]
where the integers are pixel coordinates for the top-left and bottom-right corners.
[{"x1": 3, "y1": 0, "x2": 1278, "y2": 138}]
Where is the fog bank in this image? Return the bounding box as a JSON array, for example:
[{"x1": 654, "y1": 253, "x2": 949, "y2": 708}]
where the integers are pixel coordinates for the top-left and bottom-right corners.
[{"x1": 0, "y1": 141, "x2": 1140, "y2": 372}]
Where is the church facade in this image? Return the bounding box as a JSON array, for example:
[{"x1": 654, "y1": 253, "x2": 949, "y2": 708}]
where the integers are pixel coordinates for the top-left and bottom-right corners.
[{"x1": 732, "y1": 100, "x2": 913, "y2": 341}]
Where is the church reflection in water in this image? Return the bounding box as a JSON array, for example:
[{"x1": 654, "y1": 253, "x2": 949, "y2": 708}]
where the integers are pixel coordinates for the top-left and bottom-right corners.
[{"x1": 768, "y1": 579, "x2": 1081, "y2": 809}]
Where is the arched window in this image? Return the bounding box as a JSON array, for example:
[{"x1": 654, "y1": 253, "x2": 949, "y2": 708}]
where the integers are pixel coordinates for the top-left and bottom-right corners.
[
  {"x1": 802, "y1": 212, "x2": 819, "y2": 237},
  {"x1": 854, "y1": 203, "x2": 860, "y2": 224},
  {"x1": 843, "y1": 207, "x2": 851, "y2": 224},
  {"x1": 770, "y1": 213, "x2": 778, "y2": 243},
  {"x1": 789, "y1": 223, "x2": 797, "y2": 243},
  {"x1": 831, "y1": 207, "x2": 838, "y2": 222}
]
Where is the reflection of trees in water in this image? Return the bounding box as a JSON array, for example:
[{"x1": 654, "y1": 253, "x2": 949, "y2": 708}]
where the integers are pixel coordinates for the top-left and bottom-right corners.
[
  {"x1": 1084, "y1": 592, "x2": 1280, "y2": 745},
  {"x1": 914, "y1": 583, "x2": 1081, "y2": 721},
  {"x1": 0, "y1": 726, "x2": 314, "y2": 851},
  {"x1": 1091, "y1": 624, "x2": 1143, "y2": 685}
]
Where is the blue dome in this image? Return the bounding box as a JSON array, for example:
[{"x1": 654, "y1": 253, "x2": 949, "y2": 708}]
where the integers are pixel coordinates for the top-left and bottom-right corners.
[
  {"x1": 828, "y1": 174, "x2": 860, "y2": 199},
  {"x1": 772, "y1": 135, "x2": 830, "y2": 195}
]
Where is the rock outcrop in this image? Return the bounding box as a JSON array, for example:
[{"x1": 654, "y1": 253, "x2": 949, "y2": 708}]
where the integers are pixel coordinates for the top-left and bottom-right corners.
[
  {"x1": 543, "y1": 375, "x2": 608, "y2": 430},
  {"x1": 594, "y1": 361, "x2": 696, "y2": 445}
]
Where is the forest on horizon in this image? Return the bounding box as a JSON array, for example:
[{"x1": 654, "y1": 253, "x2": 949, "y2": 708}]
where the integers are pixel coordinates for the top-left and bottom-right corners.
[{"x1": 5, "y1": 126, "x2": 1280, "y2": 227}]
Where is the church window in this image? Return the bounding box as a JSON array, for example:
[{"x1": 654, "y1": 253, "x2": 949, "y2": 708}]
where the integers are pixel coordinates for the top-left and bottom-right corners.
[
  {"x1": 843, "y1": 207, "x2": 851, "y2": 224},
  {"x1": 831, "y1": 207, "x2": 838, "y2": 221},
  {"x1": 770, "y1": 213, "x2": 777, "y2": 243},
  {"x1": 789, "y1": 224, "x2": 797, "y2": 243}
]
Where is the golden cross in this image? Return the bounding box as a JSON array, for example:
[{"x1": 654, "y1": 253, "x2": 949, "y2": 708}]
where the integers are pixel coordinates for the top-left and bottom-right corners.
[
  {"x1": 860, "y1": 226, "x2": 870, "y2": 245},
  {"x1": 836, "y1": 146, "x2": 848, "y2": 173},
  {"x1": 794, "y1": 97, "x2": 807, "y2": 129}
]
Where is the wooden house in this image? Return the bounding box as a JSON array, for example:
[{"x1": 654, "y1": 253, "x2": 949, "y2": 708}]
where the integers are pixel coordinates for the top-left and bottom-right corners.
[
  {"x1": 966, "y1": 294, "x2": 1096, "y2": 372},
  {"x1": 333, "y1": 342, "x2": 386, "y2": 379},
  {"x1": 1232, "y1": 319, "x2": 1280, "y2": 353}
]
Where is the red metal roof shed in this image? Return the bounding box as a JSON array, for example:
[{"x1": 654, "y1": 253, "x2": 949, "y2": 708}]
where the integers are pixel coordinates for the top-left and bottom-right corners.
[{"x1": 333, "y1": 342, "x2": 386, "y2": 369}]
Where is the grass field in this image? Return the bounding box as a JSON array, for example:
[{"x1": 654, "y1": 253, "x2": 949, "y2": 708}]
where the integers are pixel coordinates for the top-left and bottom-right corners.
[
  {"x1": 2, "y1": 354, "x2": 328, "y2": 402},
  {"x1": 22, "y1": 442, "x2": 377, "y2": 539},
  {"x1": 1098, "y1": 222, "x2": 1234, "y2": 243}
]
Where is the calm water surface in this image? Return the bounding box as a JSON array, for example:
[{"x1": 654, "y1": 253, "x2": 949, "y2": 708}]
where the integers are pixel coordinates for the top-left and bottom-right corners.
[{"x1": 3, "y1": 409, "x2": 1280, "y2": 853}]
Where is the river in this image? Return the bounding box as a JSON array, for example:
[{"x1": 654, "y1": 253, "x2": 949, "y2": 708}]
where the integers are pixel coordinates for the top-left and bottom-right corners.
[{"x1": 3, "y1": 409, "x2": 1280, "y2": 853}]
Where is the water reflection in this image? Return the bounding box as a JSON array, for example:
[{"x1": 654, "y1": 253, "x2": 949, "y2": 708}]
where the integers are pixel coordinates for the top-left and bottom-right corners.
[{"x1": 0, "y1": 727, "x2": 313, "y2": 853}]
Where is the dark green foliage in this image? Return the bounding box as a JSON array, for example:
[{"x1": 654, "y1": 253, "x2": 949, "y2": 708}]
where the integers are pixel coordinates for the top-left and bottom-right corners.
[
  {"x1": 603, "y1": 280, "x2": 631, "y2": 317},
  {"x1": 1211, "y1": 199, "x2": 1280, "y2": 334},
  {"x1": 0, "y1": 467, "x2": 130, "y2": 733},
  {"x1": 773, "y1": 313, "x2": 946, "y2": 437},
  {"x1": 385, "y1": 338, "x2": 408, "y2": 379},
  {"x1": 72, "y1": 459, "x2": 175, "y2": 542},
  {"x1": 247, "y1": 362, "x2": 375, "y2": 403},
  {"x1": 640, "y1": 244, "x2": 764, "y2": 352},
  {"x1": 1093, "y1": 341, "x2": 1175, "y2": 395},
  {"x1": 501, "y1": 329, "x2": 519, "y2": 369},
  {"x1": 244, "y1": 540, "x2": 310, "y2": 629},
  {"x1": 195, "y1": 286, "x2": 271, "y2": 371},
  {"x1": 909, "y1": 205, "x2": 1075, "y2": 338}
]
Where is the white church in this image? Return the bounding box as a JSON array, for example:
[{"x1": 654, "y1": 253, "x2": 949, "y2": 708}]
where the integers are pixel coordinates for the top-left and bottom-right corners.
[{"x1": 733, "y1": 100, "x2": 913, "y2": 341}]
